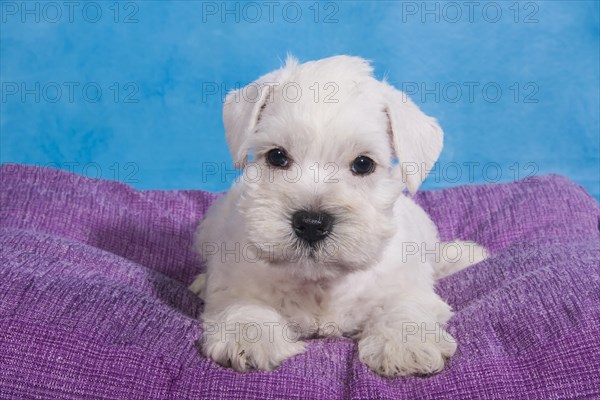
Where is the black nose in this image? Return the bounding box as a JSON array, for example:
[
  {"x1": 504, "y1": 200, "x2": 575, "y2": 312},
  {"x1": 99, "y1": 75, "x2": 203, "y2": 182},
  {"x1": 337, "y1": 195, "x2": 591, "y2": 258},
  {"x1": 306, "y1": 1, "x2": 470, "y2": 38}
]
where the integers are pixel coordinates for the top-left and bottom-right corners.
[{"x1": 291, "y1": 211, "x2": 333, "y2": 244}]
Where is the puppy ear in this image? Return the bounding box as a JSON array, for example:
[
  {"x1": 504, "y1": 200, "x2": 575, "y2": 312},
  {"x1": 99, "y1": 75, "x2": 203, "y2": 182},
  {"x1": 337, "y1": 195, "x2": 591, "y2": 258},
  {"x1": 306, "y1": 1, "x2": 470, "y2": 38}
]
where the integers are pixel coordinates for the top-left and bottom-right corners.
[
  {"x1": 223, "y1": 80, "x2": 272, "y2": 168},
  {"x1": 223, "y1": 56, "x2": 299, "y2": 168},
  {"x1": 382, "y1": 82, "x2": 443, "y2": 194}
]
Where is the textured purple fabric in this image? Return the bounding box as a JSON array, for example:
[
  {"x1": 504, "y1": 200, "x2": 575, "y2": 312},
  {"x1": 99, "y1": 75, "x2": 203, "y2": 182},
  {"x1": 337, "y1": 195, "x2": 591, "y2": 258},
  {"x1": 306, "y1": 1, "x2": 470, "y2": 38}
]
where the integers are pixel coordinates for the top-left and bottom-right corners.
[{"x1": 1, "y1": 164, "x2": 599, "y2": 399}]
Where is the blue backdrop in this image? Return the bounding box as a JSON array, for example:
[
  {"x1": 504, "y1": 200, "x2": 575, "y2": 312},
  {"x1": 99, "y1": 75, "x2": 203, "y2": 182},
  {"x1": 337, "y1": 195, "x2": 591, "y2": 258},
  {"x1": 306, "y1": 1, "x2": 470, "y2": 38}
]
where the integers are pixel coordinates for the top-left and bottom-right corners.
[{"x1": 1, "y1": 1, "x2": 599, "y2": 199}]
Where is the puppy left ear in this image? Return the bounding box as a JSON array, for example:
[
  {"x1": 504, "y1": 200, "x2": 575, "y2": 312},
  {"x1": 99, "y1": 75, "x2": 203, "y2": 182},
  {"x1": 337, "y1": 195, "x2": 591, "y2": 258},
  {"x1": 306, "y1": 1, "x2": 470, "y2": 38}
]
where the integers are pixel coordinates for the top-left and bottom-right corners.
[{"x1": 381, "y1": 82, "x2": 443, "y2": 194}]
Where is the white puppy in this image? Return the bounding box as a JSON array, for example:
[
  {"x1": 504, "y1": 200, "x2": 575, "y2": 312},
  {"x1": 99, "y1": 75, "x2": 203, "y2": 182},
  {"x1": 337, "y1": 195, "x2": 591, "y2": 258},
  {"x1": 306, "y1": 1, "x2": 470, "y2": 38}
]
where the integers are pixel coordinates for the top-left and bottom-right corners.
[{"x1": 190, "y1": 55, "x2": 487, "y2": 376}]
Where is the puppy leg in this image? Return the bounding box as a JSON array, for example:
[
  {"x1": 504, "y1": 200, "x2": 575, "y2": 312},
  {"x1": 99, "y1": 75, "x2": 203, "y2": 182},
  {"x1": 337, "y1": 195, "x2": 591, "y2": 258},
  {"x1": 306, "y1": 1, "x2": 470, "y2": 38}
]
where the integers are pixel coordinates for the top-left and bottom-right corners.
[
  {"x1": 188, "y1": 273, "x2": 207, "y2": 298},
  {"x1": 358, "y1": 301, "x2": 456, "y2": 377},
  {"x1": 434, "y1": 241, "x2": 488, "y2": 279},
  {"x1": 202, "y1": 304, "x2": 306, "y2": 371}
]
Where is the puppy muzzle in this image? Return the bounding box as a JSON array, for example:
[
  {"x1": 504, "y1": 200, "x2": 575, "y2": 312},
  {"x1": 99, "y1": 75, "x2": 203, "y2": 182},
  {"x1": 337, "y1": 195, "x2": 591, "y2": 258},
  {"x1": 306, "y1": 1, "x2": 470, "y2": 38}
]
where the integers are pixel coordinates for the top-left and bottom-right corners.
[{"x1": 291, "y1": 210, "x2": 333, "y2": 244}]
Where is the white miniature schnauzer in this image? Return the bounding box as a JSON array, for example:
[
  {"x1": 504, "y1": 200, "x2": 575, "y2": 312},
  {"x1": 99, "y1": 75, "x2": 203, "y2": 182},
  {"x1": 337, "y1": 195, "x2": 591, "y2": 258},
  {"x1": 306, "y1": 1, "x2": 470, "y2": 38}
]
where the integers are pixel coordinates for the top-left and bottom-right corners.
[{"x1": 190, "y1": 55, "x2": 487, "y2": 376}]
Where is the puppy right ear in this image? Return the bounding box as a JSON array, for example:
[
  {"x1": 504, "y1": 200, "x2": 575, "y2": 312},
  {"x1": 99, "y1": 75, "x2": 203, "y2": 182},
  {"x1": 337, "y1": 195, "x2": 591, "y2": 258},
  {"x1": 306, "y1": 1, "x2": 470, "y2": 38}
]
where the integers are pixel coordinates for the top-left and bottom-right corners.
[
  {"x1": 223, "y1": 56, "x2": 298, "y2": 168},
  {"x1": 223, "y1": 80, "x2": 272, "y2": 168}
]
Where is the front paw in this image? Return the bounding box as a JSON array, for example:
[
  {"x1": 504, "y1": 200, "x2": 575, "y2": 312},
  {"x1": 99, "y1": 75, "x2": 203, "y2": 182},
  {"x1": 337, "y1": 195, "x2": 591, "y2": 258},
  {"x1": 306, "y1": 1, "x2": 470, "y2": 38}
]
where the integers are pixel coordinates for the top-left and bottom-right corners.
[
  {"x1": 358, "y1": 325, "x2": 457, "y2": 377},
  {"x1": 202, "y1": 307, "x2": 306, "y2": 371}
]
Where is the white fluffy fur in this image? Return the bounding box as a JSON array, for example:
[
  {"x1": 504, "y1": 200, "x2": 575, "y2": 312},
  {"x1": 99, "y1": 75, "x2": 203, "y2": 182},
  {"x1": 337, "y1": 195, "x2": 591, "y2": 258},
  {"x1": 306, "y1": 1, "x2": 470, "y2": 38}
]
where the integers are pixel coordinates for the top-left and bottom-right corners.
[{"x1": 190, "y1": 55, "x2": 487, "y2": 376}]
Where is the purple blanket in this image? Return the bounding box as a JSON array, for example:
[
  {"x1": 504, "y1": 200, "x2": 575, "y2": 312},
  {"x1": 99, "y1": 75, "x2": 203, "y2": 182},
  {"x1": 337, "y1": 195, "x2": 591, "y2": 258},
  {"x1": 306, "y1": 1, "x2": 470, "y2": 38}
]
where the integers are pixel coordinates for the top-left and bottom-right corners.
[{"x1": 1, "y1": 164, "x2": 599, "y2": 399}]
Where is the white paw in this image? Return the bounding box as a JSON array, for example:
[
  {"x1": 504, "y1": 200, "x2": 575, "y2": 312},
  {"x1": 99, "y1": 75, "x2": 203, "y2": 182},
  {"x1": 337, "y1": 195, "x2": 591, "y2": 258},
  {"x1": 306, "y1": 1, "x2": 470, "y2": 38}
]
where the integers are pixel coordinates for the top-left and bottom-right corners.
[
  {"x1": 202, "y1": 306, "x2": 306, "y2": 371},
  {"x1": 188, "y1": 273, "x2": 206, "y2": 299},
  {"x1": 434, "y1": 241, "x2": 489, "y2": 279},
  {"x1": 358, "y1": 326, "x2": 457, "y2": 377}
]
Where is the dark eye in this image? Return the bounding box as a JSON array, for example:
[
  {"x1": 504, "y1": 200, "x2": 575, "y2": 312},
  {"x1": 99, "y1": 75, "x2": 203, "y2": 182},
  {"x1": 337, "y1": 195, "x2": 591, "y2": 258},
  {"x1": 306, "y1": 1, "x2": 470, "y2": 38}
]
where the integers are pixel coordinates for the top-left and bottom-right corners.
[
  {"x1": 351, "y1": 156, "x2": 375, "y2": 176},
  {"x1": 266, "y1": 148, "x2": 289, "y2": 168}
]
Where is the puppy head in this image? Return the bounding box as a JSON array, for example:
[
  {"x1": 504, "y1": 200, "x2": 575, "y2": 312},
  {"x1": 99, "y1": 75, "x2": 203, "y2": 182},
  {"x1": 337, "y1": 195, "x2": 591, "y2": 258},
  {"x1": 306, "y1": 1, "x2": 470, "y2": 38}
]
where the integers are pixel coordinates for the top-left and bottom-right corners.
[{"x1": 224, "y1": 55, "x2": 443, "y2": 281}]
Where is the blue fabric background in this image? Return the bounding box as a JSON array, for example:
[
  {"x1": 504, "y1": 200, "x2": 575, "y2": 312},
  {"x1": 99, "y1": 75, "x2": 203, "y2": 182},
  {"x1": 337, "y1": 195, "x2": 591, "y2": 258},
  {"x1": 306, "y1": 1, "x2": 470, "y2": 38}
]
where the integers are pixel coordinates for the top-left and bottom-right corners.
[{"x1": 1, "y1": 1, "x2": 598, "y2": 198}]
